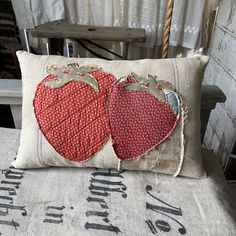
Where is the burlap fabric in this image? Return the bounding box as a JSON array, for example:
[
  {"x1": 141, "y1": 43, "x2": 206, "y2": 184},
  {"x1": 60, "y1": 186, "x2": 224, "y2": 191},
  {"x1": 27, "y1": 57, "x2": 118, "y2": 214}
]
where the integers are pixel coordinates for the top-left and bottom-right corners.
[{"x1": 0, "y1": 128, "x2": 235, "y2": 235}]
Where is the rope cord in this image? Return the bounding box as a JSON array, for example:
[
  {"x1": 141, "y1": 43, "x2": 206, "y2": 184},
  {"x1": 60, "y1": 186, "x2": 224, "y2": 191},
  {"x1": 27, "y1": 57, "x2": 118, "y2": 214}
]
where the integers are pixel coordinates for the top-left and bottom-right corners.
[{"x1": 162, "y1": 0, "x2": 174, "y2": 58}]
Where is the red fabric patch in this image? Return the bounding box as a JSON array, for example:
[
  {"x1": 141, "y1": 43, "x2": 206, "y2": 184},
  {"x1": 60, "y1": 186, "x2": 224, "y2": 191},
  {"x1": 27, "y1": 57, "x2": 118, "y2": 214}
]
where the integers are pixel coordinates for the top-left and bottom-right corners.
[
  {"x1": 33, "y1": 70, "x2": 116, "y2": 163},
  {"x1": 108, "y1": 79, "x2": 179, "y2": 160}
]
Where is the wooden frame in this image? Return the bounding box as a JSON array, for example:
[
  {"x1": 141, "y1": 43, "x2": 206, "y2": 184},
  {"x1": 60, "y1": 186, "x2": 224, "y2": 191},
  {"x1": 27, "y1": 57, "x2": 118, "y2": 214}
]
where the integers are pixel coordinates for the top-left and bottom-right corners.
[{"x1": 30, "y1": 20, "x2": 145, "y2": 59}]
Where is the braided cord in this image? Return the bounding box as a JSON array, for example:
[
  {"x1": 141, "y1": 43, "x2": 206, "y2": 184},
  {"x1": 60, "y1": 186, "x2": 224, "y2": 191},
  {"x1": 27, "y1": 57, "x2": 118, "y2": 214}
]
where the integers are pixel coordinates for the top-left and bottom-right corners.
[{"x1": 162, "y1": 0, "x2": 174, "y2": 58}]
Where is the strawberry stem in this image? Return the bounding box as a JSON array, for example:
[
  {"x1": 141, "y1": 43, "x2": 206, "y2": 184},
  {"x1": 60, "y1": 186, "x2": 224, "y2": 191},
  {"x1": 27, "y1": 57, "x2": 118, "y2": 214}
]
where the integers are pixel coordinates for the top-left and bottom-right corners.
[
  {"x1": 124, "y1": 73, "x2": 175, "y2": 103},
  {"x1": 45, "y1": 63, "x2": 100, "y2": 91}
]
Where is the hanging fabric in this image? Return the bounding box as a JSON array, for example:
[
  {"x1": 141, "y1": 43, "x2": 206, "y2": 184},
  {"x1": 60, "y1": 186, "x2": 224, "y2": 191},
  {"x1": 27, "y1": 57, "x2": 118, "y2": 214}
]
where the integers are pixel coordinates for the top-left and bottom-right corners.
[{"x1": 11, "y1": 0, "x2": 217, "y2": 58}]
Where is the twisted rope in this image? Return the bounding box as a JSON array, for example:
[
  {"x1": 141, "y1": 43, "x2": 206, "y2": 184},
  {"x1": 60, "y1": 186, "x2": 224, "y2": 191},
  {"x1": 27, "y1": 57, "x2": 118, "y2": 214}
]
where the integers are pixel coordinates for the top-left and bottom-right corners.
[{"x1": 162, "y1": 0, "x2": 174, "y2": 58}]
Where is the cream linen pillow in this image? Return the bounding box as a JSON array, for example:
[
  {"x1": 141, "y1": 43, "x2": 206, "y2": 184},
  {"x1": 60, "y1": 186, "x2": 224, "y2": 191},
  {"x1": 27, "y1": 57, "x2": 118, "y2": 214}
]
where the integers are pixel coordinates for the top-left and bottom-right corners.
[{"x1": 13, "y1": 51, "x2": 208, "y2": 178}]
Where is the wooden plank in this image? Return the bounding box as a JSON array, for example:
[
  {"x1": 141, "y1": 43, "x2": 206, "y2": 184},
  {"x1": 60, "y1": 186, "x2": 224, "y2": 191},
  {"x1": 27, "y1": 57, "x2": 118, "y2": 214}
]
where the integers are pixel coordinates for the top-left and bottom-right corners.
[
  {"x1": 210, "y1": 27, "x2": 236, "y2": 80},
  {"x1": 0, "y1": 79, "x2": 22, "y2": 108},
  {"x1": 0, "y1": 79, "x2": 22, "y2": 98},
  {"x1": 208, "y1": 103, "x2": 236, "y2": 153},
  {"x1": 0, "y1": 79, "x2": 22, "y2": 128},
  {"x1": 204, "y1": 59, "x2": 236, "y2": 117},
  {"x1": 201, "y1": 85, "x2": 226, "y2": 110},
  {"x1": 10, "y1": 105, "x2": 22, "y2": 129},
  {"x1": 200, "y1": 85, "x2": 226, "y2": 142},
  {"x1": 201, "y1": 110, "x2": 211, "y2": 142},
  {"x1": 216, "y1": 0, "x2": 236, "y2": 35},
  {"x1": 31, "y1": 20, "x2": 146, "y2": 43}
]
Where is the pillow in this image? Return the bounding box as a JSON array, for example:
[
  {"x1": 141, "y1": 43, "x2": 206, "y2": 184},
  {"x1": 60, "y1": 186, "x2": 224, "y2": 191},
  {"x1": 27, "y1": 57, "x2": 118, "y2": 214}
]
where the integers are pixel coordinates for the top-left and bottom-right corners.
[{"x1": 13, "y1": 51, "x2": 208, "y2": 178}]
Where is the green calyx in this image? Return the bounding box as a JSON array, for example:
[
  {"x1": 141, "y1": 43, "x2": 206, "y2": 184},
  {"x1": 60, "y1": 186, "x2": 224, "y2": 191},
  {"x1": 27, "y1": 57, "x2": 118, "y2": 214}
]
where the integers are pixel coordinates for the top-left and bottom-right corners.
[
  {"x1": 44, "y1": 63, "x2": 101, "y2": 92},
  {"x1": 124, "y1": 72, "x2": 173, "y2": 103}
]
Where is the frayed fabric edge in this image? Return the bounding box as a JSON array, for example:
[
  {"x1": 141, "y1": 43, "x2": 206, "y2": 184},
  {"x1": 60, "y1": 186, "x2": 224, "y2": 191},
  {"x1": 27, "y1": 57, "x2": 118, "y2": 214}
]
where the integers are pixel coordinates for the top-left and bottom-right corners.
[{"x1": 173, "y1": 97, "x2": 188, "y2": 177}]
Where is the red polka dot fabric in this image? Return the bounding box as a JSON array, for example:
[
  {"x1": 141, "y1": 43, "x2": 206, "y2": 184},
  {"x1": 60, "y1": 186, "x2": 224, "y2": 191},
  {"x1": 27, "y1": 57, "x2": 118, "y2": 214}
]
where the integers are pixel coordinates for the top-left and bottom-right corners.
[
  {"x1": 108, "y1": 78, "x2": 179, "y2": 160},
  {"x1": 33, "y1": 69, "x2": 116, "y2": 163}
]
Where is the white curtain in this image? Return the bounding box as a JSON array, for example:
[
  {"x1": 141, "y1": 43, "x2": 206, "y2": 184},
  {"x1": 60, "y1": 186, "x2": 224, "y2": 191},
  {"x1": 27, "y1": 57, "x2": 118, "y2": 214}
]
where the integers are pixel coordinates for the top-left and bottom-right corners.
[{"x1": 11, "y1": 0, "x2": 217, "y2": 58}]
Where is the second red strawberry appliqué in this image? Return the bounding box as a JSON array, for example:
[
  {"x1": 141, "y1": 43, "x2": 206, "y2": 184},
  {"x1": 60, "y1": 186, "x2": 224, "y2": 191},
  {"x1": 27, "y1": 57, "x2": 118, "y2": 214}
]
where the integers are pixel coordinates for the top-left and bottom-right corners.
[
  {"x1": 109, "y1": 74, "x2": 180, "y2": 160},
  {"x1": 33, "y1": 64, "x2": 181, "y2": 164}
]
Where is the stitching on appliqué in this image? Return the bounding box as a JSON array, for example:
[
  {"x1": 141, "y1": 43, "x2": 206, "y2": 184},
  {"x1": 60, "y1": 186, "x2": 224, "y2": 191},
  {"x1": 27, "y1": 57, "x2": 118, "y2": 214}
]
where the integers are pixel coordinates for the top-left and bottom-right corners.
[
  {"x1": 108, "y1": 73, "x2": 182, "y2": 163},
  {"x1": 33, "y1": 63, "x2": 116, "y2": 163},
  {"x1": 173, "y1": 98, "x2": 188, "y2": 177}
]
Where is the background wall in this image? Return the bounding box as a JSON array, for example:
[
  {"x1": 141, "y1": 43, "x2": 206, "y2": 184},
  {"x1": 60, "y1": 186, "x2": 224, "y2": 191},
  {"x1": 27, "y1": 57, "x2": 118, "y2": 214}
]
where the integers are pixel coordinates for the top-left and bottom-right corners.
[{"x1": 204, "y1": 0, "x2": 236, "y2": 167}]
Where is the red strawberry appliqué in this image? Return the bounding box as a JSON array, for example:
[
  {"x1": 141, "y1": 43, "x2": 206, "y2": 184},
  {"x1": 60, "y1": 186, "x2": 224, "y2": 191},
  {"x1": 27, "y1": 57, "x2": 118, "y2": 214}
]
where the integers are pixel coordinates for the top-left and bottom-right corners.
[
  {"x1": 108, "y1": 73, "x2": 180, "y2": 161},
  {"x1": 33, "y1": 63, "x2": 116, "y2": 163}
]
